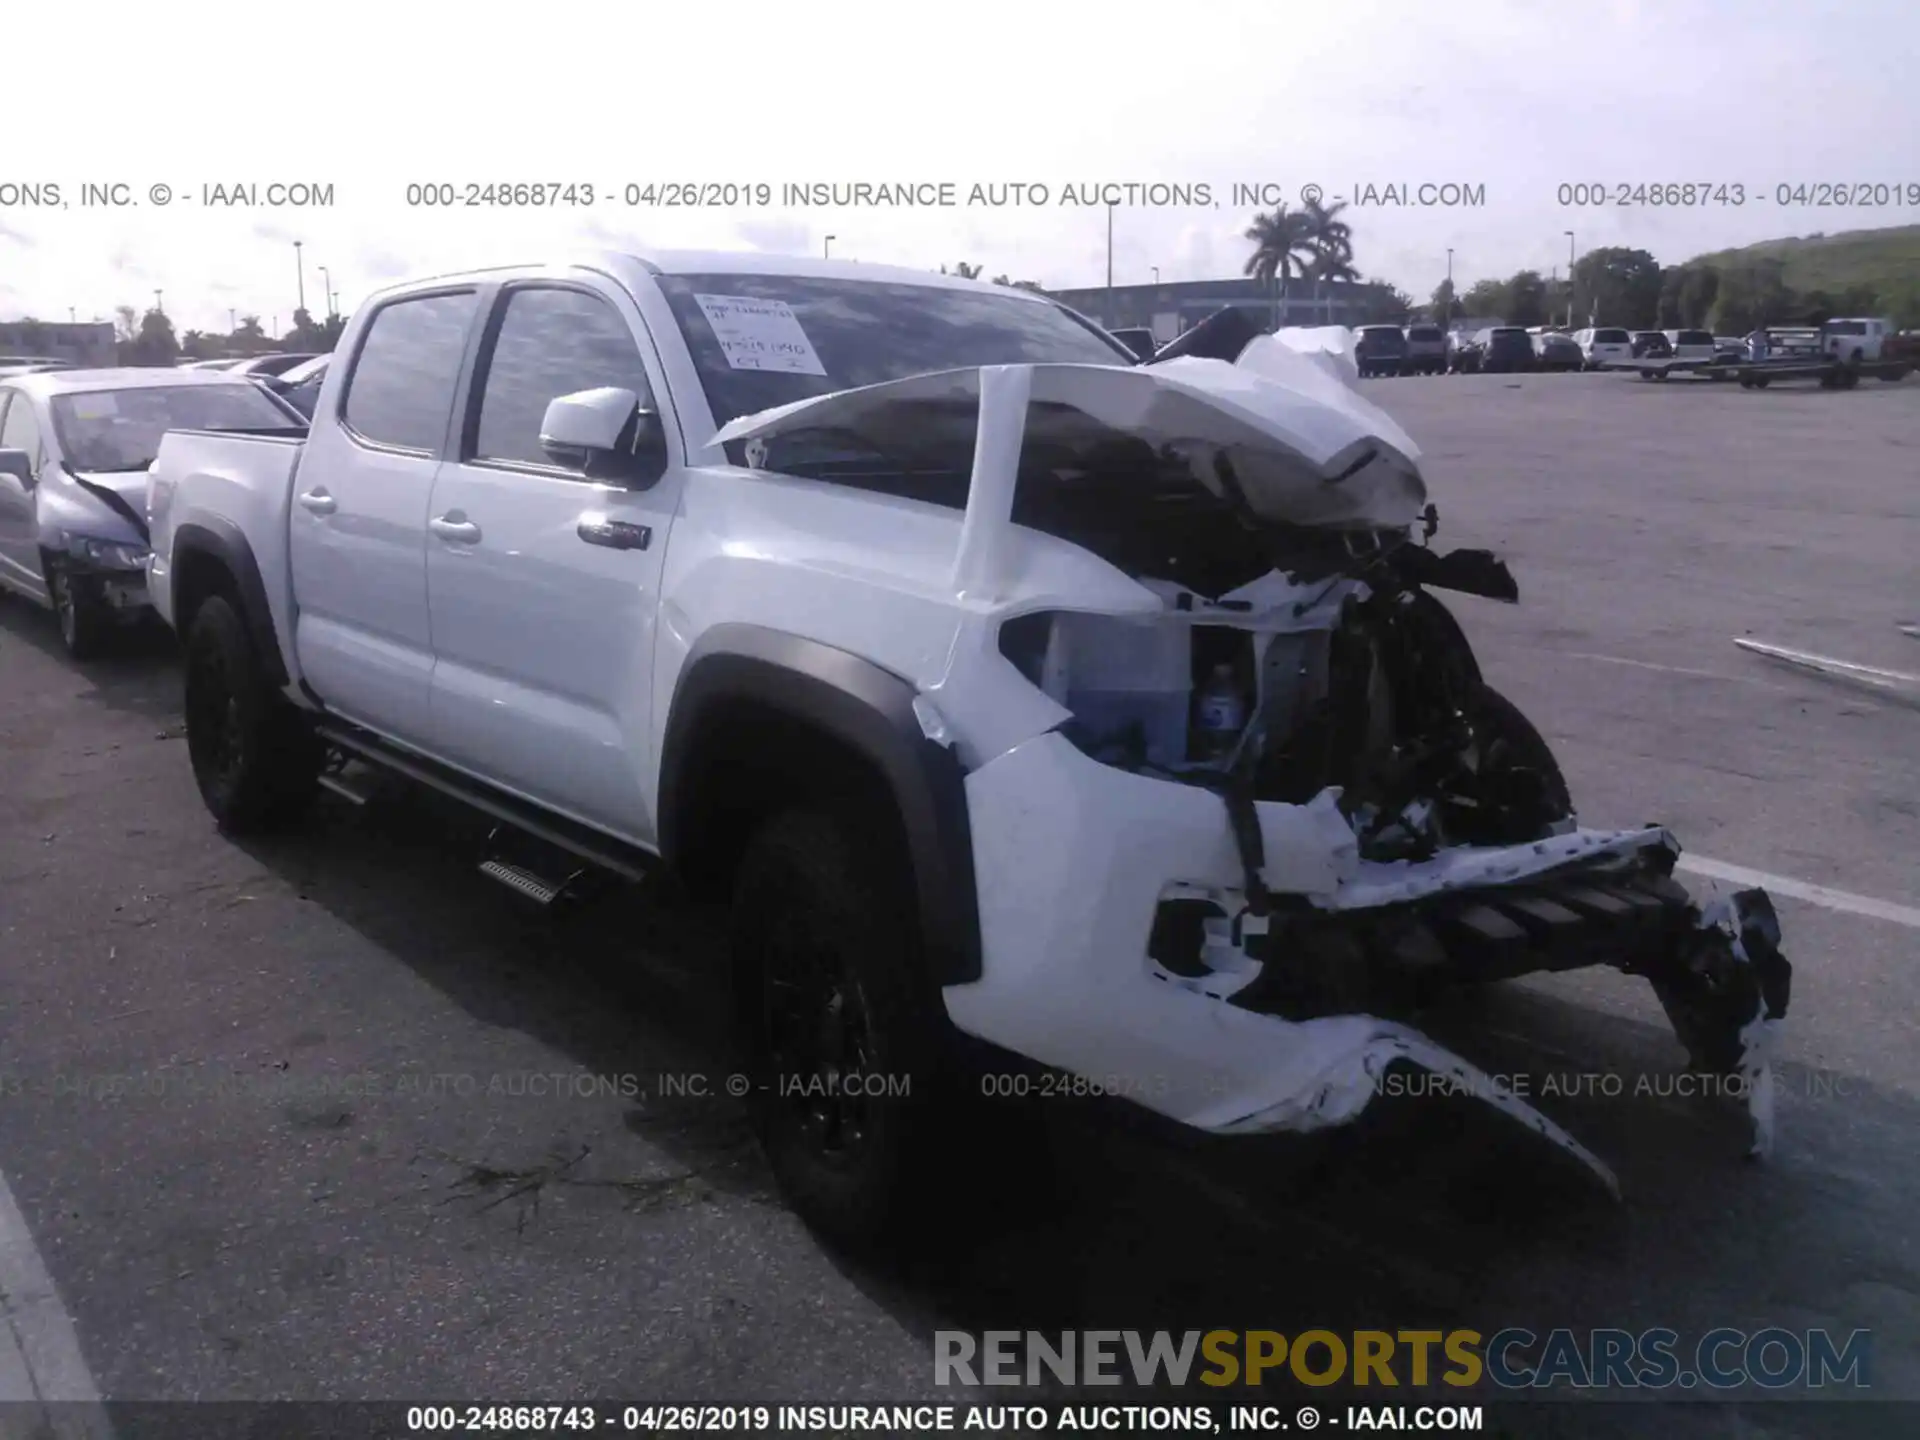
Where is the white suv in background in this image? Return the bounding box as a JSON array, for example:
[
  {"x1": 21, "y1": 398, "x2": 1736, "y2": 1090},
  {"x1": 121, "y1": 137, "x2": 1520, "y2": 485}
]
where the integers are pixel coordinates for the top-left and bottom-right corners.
[{"x1": 1574, "y1": 327, "x2": 1633, "y2": 370}]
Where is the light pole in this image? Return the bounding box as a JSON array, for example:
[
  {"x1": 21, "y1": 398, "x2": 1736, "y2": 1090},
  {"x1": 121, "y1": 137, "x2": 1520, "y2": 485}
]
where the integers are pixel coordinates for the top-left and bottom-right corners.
[
  {"x1": 228, "y1": 308, "x2": 237, "y2": 332},
  {"x1": 294, "y1": 240, "x2": 307, "y2": 320},
  {"x1": 153, "y1": 289, "x2": 164, "y2": 316},
  {"x1": 1151, "y1": 266, "x2": 1160, "y2": 285},
  {"x1": 1564, "y1": 230, "x2": 1576, "y2": 327},
  {"x1": 823, "y1": 235, "x2": 835, "y2": 258},
  {"x1": 318, "y1": 266, "x2": 334, "y2": 320}
]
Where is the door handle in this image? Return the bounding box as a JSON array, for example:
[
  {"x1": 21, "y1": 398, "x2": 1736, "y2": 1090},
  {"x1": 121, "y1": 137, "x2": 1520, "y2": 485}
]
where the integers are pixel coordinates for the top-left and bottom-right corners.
[
  {"x1": 576, "y1": 514, "x2": 652, "y2": 551},
  {"x1": 297, "y1": 489, "x2": 337, "y2": 516},
  {"x1": 429, "y1": 514, "x2": 482, "y2": 544}
]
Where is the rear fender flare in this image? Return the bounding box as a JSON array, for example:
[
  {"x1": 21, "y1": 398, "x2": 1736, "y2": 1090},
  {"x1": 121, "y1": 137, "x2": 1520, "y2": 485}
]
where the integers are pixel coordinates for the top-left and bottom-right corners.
[{"x1": 170, "y1": 518, "x2": 288, "y2": 687}]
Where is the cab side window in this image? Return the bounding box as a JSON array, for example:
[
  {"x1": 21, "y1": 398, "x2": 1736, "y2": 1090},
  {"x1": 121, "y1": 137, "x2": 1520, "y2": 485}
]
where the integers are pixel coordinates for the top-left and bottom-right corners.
[
  {"x1": 341, "y1": 290, "x2": 479, "y2": 453},
  {"x1": 472, "y1": 287, "x2": 653, "y2": 473}
]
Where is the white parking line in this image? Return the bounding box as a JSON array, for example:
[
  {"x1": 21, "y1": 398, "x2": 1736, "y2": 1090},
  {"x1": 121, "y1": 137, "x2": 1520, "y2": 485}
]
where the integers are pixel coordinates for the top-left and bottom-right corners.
[
  {"x1": 1733, "y1": 638, "x2": 1920, "y2": 693},
  {"x1": 1678, "y1": 855, "x2": 1920, "y2": 931},
  {"x1": 0, "y1": 1166, "x2": 113, "y2": 1437},
  {"x1": 1565, "y1": 651, "x2": 1756, "y2": 683}
]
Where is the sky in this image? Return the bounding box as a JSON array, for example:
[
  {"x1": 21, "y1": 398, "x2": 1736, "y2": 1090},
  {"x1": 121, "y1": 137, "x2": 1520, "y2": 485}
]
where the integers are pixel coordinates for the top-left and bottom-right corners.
[{"x1": 3, "y1": 0, "x2": 1918, "y2": 336}]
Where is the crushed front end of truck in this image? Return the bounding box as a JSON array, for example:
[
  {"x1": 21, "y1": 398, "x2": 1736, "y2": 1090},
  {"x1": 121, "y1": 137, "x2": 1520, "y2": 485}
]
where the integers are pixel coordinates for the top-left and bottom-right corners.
[{"x1": 713, "y1": 332, "x2": 1792, "y2": 1195}]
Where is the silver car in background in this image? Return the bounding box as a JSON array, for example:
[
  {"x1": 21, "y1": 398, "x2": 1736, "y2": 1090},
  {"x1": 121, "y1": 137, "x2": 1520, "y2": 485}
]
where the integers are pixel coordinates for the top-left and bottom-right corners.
[{"x1": 0, "y1": 368, "x2": 304, "y2": 657}]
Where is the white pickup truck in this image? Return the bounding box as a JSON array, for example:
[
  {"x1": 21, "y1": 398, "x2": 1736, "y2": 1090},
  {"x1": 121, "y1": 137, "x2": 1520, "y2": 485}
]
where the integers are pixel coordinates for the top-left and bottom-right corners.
[{"x1": 146, "y1": 254, "x2": 1789, "y2": 1244}]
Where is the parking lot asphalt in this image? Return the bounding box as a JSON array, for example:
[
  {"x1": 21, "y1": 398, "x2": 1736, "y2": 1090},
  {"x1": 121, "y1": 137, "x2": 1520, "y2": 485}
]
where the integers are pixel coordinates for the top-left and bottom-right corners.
[{"x1": 1, "y1": 371, "x2": 1916, "y2": 1436}]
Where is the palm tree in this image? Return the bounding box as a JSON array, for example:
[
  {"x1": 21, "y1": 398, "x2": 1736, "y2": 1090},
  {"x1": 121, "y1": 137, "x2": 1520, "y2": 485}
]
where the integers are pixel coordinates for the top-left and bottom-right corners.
[
  {"x1": 1300, "y1": 196, "x2": 1355, "y2": 324},
  {"x1": 941, "y1": 261, "x2": 983, "y2": 279},
  {"x1": 1242, "y1": 205, "x2": 1318, "y2": 328}
]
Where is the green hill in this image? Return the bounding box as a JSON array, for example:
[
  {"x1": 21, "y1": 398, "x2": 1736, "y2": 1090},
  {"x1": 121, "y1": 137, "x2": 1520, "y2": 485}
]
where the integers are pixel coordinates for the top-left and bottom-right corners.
[{"x1": 1686, "y1": 224, "x2": 1920, "y2": 320}]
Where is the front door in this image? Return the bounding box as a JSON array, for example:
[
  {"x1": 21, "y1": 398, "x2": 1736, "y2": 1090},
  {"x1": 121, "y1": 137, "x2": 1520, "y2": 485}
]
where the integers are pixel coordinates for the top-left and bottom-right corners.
[
  {"x1": 287, "y1": 288, "x2": 481, "y2": 744},
  {"x1": 424, "y1": 280, "x2": 678, "y2": 845}
]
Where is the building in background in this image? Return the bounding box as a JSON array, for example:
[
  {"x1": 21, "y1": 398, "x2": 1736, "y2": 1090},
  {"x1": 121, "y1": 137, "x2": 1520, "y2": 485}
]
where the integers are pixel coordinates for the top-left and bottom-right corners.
[
  {"x1": 1048, "y1": 277, "x2": 1383, "y2": 343},
  {"x1": 0, "y1": 320, "x2": 117, "y2": 366}
]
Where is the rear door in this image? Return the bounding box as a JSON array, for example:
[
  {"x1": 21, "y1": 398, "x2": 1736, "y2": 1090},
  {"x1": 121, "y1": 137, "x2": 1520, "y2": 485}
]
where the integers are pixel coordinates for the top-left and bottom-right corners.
[
  {"x1": 423, "y1": 278, "x2": 679, "y2": 844},
  {"x1": 0, "y1": 388, "x2": 48, "y2": 598},
  {"x1": 288, "y1": 288, "x2": 481, "y2": 744}
]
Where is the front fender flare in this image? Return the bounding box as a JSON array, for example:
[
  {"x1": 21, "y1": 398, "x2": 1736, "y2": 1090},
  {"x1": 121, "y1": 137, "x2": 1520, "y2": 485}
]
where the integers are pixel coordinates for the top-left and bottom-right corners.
[{"x1": 659, "y1": 625, "x2": 982, "y2": 986}]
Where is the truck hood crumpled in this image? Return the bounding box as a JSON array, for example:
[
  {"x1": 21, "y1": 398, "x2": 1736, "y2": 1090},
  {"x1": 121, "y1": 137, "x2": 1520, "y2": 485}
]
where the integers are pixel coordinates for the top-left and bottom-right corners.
[{"x1": 711, "y1": 348, "x2": 1429, "y2": 533}]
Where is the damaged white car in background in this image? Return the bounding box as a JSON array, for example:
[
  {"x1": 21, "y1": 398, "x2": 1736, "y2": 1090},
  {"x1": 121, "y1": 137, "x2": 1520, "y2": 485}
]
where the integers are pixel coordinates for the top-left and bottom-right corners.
[{"x1": 717, "y1": 309, "x2": 1792, "y2": 1197}]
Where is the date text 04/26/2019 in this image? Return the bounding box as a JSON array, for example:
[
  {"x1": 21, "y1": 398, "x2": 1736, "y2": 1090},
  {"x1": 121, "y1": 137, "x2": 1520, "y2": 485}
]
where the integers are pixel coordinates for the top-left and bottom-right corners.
[
  {"x1": 400, "y1": 1403, "x2": 1485, "y2": 1432},
  {"x1": 1558, "y1": 181, "x2": 1920, "y2": 207}
]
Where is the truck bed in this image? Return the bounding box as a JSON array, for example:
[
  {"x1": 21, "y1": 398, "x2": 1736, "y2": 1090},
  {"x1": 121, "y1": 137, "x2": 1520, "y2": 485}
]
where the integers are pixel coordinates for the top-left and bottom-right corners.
[{"x1": 145, "y1": 427, "x2": 308, "y2": 674}]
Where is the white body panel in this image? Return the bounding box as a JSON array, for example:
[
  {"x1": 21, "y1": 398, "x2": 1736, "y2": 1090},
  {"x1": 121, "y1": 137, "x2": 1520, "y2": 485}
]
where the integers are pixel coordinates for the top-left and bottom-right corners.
[
  {"x1": 147, "y1": 430, "x2": 303, "y2": 660},
  {"x1": 424, "y1": 461, "x2": 678, "y2": 841},
  {"x1": 286, "y1": 400, "x2": 439, "y2": 740}
]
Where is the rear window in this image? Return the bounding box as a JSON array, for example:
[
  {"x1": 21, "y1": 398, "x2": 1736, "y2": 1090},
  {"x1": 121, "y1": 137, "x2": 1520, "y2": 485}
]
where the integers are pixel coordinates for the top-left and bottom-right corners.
[
  {"x1": 1593, "y1": 329, "x2": 1630, "y2": 343},
  {"x1": 1676, "y1": 330, "x2": 1714, "y2": 346},
  {"x1": 1406, "y1": 326, "x2": 1443, "y2": 341},
  {"x1": 1826, "y1": 320, "x2": 1867, "y2": 336},
  {"x1": 1491, "y1": 328, "x2": 1528, "y2": 339}
]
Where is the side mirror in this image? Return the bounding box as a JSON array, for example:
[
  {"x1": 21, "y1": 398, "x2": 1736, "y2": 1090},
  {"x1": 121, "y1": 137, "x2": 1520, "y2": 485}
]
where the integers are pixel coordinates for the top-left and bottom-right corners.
[
  {"x1": 0, "y1": 448, "x2": 33, "y2": 487},
  {"x1": 539, "y1": 387, "x2": 669, "y2": 489}
]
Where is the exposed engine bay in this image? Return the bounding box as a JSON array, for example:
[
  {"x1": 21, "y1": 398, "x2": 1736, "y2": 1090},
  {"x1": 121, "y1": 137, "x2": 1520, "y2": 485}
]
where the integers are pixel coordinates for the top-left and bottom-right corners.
[
  {"x1": 994, "y1": 517, "x2": 1565, "y2": 865},
  {"x1": 714, "y1": 324, "x2": 1795, "y2": 1188}
]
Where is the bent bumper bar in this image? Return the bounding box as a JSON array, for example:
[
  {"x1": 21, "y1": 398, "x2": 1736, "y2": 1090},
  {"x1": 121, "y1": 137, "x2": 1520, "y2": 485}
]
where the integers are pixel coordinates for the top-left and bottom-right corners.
[{"x1": 946, "y1": 733, "x2": 1790, "y2": 1194}]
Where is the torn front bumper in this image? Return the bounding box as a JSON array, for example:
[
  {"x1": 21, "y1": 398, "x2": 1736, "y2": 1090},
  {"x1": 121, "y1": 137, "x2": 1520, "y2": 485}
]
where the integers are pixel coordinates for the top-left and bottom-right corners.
[{"x1": 943, "y1": 732, "x2": 1790, "y2": 1195}]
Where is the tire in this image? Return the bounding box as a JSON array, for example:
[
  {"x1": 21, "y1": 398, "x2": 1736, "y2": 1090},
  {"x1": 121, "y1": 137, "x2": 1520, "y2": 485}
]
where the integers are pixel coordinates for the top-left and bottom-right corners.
[
  {"x1": 48, "y1": 567, "x2": 113, "y2": 660},
  {"x1": 730, "y1": 807, "x2": 959, "y2": 1250},
  {"x1": 1462, "y1": 684, "x2": 1574, "y2": 841},
  {"x1": 182, "y1": 595, "x2": 322, "y2": 831}
]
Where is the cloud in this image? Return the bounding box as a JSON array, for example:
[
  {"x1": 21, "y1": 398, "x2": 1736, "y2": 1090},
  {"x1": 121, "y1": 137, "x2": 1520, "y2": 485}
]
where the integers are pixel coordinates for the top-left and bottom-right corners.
[{"x1": 0, "y1": 0, "x2": 1915, "y2": 330}]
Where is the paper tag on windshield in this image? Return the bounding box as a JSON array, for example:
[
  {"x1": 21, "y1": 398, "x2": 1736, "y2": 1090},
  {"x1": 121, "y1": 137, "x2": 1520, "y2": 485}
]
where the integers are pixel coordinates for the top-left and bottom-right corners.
[
  {"x1": 66, "y1": 393, "x2": 121, "y2": 420},
  {"x1": 694, "y1": 294, "x2": 827, "y2": 376}
]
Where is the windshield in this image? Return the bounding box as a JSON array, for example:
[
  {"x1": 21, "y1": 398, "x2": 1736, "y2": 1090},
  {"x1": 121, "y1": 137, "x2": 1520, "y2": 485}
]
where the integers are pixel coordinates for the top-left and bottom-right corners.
[
  {"x1": 655, "y1": 274, "x2": 1132, "y2": 430},
  {"x1": 50, "y1": 383, "x2": 301, "y2": 472},
  {"x1": 1826, "y1": 321, "x2": 1867, "y2": 336}
]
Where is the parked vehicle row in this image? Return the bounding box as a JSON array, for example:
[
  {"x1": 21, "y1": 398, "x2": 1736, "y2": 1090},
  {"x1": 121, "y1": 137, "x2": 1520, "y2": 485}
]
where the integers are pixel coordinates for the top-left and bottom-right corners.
[
  {"x1": 179, "y1": 352, "x2": 323, "y2": 377},
  {"x1": 1449, "y1": 326, "x2": 1536, "y2": 373}
]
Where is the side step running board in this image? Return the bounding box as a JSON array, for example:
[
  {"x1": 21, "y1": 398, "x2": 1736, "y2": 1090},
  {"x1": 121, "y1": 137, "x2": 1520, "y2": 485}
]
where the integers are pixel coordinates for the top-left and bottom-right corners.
[
  {"x1": 317, "y1": 770, "x2": 376, "y2": 806},
  {"x1": 478, "y1": 858, "x2": 570, "y2": 907},
  {"x1": 312, "y1": 721, "x2": 657, "y2": 884}
]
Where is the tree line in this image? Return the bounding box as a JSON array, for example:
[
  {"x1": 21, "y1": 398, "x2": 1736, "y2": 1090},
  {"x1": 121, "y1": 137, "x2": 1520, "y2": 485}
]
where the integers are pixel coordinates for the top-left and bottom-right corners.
[
  {"x1": 105, "y1": 306, "x2": 346, "y2": 366},
  {"x1": 1429, "y1": 247, "x2": 1916, "y2": 332}
]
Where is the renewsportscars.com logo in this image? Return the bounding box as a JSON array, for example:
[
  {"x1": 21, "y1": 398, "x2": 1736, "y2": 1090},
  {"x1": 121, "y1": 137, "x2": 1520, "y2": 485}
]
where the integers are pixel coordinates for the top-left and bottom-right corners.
[{"x1": 935, "y1": 1328, "x2": 1872, "y2": 1391}]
